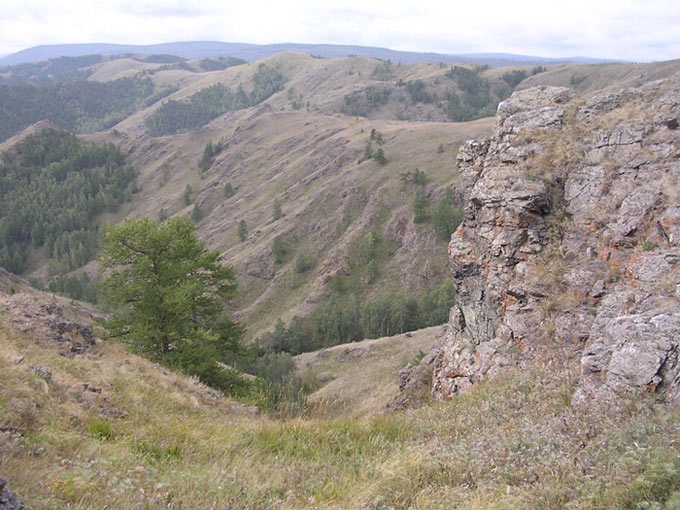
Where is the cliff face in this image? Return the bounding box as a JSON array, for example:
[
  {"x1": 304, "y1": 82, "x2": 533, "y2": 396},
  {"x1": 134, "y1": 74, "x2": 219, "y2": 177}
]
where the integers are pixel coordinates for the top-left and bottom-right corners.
[{"x1": 432, "y1": 75, "x2": 680, "y2": 407}]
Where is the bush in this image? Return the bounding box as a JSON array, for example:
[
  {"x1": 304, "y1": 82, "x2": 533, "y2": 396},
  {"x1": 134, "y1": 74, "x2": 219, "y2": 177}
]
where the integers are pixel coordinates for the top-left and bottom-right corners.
[
  {"x1": 237, "y1": 220, "x2": 248, "y2": 242},
  {"x1": 294, "y1": 251, "x2": 315, "y2": 274},
  {"x1": 272, "y1": 235, "x2": 293, "y2": 264},
  {"x1": 272, "y1": 198, "x2": 282, "y2": 221},
  {"x1": 431, "y1": 190, "x2": 464, "y2": 241},
  {"x1": 223, "y1": 182, "x2": 235, "y2": 198},
  {"x1": 371, "y1": 148, "x2": 387, "y2": 165},
  {"x1": 501, "y1": 69, "x2": 527, "y2": 88},
  {"x1": 255, "y1": 352, "x2": 318, "y2": 416}
]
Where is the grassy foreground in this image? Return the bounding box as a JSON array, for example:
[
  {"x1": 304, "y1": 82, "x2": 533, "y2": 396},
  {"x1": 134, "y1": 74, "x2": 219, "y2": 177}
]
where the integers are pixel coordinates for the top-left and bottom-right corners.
[{"x1": 2, "y1": 318, "x2": 680, "y2": 509}]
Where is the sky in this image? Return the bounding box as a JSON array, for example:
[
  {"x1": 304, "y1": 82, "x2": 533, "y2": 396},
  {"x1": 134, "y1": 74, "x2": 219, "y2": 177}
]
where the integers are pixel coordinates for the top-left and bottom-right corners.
[{"x1": 0, "y1": 0, "x2": 678, "y2": 62}]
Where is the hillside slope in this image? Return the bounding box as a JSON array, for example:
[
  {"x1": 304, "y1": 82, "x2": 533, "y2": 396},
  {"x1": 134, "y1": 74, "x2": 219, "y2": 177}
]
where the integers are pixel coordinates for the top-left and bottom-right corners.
[
  {"x1": 79, "y1": 53, "x2": 500, "y2": 341},
  {"x1": 2, "y1": 272, "x2": 680, "y2": 508},
  {"x1": 2, "y1": 53, "x2": 680, "y2": 346},
  {"x1": 80, "y1": 54, "x2": 680, "y2": 342}
]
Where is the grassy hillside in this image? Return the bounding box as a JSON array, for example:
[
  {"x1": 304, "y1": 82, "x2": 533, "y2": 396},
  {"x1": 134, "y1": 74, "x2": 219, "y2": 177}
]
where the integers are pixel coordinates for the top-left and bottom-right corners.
[
  {"x1": 78, "y1": 53, "x2": 499, "y2": 342},
  {"x1": 295, "y1": 326, "x2": 441, "y2": 418},
  {"x1": 2, "y1": 53, "x2": 679, "y2": 349},
  {"x1": 2, "y1": 52, "x2": 679, "y2": 347},
  {"x1": 3, "y1": 50, "x2": 680, "y2": 509},
  {"x1": 2, "y1": 279, "x2": 679, "y2": 509}
]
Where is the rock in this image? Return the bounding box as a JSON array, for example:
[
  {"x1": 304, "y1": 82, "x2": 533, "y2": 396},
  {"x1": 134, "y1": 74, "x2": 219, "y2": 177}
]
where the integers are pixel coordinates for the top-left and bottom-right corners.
[
  {"x1": 224, "y1": 402, "x2": 260, "y2": 416},
  {"x1": 0, "y1": 478, "x2": 24, "y2": 510},
  {"x1": 590, "y1": 280, "x2": 606, "y2": 299},
  {"x1": 78, "y1": 324, "x2": 95, "y2": 344},
  {"x1": 33, "y1": 365, "x2": 52, "y2": 381},
  {"x1": 431, "y1": 74, "x2": 680, "y2": 406},
  {"x1": 0, "y1": 428, "x2": 25, "y2": 458},
  {"x1": 386, "y1": 358, "x2": 436, "y2": 412},
  {"x1": 574, "y1": 293, "x2": 680, "y2": 406}
]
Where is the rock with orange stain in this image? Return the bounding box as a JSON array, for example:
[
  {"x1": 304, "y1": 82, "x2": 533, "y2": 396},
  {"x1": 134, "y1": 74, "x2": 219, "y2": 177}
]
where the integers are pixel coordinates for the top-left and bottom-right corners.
[{"x1": 430, "y1": 74, "x2": 680, "y2": 407}]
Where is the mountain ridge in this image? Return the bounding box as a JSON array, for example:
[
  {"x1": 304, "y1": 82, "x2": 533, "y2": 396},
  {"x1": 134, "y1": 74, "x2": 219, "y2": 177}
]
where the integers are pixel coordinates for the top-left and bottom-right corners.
[
  {"x1": 2, "y1": 52, "x2": 679, "y2": 346},
  {"x1": 0, "y1": 40, "x2": 623, "y2": 66}
]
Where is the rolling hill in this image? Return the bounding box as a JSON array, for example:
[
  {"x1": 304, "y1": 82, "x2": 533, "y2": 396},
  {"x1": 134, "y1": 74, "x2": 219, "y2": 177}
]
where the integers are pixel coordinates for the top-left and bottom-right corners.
[{"x1": 0, "y1": 40, "x2": 621, "y2": 66}]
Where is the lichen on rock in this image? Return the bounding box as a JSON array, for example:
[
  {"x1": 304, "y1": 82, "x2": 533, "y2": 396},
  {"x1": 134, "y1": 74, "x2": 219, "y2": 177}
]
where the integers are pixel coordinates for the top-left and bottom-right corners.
[{"x1": 431, "y1": 74, "x2": 680, "y2": 407}]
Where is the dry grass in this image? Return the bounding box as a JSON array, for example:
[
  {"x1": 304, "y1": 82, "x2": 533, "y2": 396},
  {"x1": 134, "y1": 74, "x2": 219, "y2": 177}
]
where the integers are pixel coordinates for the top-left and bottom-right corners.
[
  {"x1": 80, "y1": 53, "x2": 496, "y2": 342},
  {"x1": 295, "y1": 326, "x2": 440, "y2": 418},
  {"x1": 5, "y1": 55, "x2": 680, "y2": 508},
  {"x1": 3, "y1": 309, "x2": 680, "y2": 509},
  {"x1": 519, "y1": 60, "x2": 680, "y2": 96}
]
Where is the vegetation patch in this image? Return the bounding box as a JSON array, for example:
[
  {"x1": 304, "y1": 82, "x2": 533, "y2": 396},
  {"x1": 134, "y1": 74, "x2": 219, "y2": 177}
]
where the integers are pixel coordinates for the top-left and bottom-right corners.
[
  {"x1": 342, "y1": 85, "x2": 393, "y2": 117},
  {"x1": 99, "y1": 216, "x2": 252, "y2": 396},
  {"x1": 4, "y1": 324, "x2": 680, "y2": 509},
  {"x1": 0, "y1": 76, "x2": 170, "y2": 141},
  {"x1": 256, "y1": 278, "x2": 456, "y2": 355}
]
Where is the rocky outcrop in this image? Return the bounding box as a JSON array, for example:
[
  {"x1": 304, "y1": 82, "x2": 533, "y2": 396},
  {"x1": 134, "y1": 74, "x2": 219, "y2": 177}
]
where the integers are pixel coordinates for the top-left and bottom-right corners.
[
  {"x1": 0, "y1": 478, "x2": 23, "y2": 510},
  {"x1": 0, "y1": 293, "x2": 98, "y2": 358},
  {"x1": 432, "y1": 75, "x2": 680, "y2": 407}
]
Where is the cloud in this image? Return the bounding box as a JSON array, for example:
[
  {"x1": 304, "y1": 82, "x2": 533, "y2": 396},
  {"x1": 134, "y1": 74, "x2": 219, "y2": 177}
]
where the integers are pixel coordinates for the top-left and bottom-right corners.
[{"x1": 0, "y1": 0, "x2": 678, "y2": 61}]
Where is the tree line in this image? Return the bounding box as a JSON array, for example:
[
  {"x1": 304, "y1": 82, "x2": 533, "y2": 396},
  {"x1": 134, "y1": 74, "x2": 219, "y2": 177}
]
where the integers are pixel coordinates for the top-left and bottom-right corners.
[
  {"x1": 340, "y1": 64, "x2": 539, "y2": 122},
  {"x1": 0, "y1": 54, "x2": 104, "y2": 86},
  {"x1": 257, "y1": 279, "x2": 456, "y2": 356}
]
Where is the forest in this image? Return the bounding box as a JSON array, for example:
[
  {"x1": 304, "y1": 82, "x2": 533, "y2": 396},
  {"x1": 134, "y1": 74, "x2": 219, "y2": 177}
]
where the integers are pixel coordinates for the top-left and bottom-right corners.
[
  {"x1": 0, "y1": 54, "x2": 105, "y2": 85},
  {"x1": 256, "y1": 278, "x2": 457, "y2": 356},
  {"x1": 145, "y1": 63, "x2": 286, "y2": 136},
  {"x1": 341, "y1": 64, "x2": 542, "y2": 121},
  {"x1": 0, "y1": 76, "x2": 177, "y2": 141},
  {"x1": 0, "y1": 128, "x2": 137, "y2": 276}
]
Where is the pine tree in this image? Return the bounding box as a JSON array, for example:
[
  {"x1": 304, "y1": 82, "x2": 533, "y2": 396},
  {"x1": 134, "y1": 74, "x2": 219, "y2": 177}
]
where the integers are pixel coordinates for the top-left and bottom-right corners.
[
  {"x1": 237, "y1": 219, "x2": 248, "y2": 242},
  {"x1": 272, "y1": 197, "x2": 282, "y2": 221},
  {"x1": 99, "y1": 217, "x2": 248, "y2": 393},
  {"x1": 413, "y1": 188, "x2": 430, "y2": 223}
]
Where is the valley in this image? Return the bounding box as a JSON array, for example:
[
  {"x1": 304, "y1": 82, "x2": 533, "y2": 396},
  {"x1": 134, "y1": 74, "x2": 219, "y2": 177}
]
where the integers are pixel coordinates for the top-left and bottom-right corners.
[{"x1": 1, "y1": 46, "x2": 680, "y2": 508}]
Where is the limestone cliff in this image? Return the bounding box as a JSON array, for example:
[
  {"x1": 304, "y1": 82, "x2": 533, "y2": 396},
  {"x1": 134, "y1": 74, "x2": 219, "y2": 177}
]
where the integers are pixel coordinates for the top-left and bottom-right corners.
[{"x1": 431, "y1": 75, "x2": 680, "y2": 407}]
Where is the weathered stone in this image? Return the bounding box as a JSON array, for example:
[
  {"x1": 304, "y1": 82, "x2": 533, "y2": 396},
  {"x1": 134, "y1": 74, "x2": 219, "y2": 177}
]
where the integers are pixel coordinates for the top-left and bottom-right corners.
[
  {"x1": 575, "y1": 295, "x2": 680, "y2": 406},
  {"x1": 0, "y1": 478, "x2": 24, "y2": 510},
  {"x1": 33, "y1": 365, "x2": 51, "y2": 381},
  {"x1": 386, "y1": 344, "x2": 441, "y2": 412},
  {"x1": 431, "y1": 74, "x2": 680, "y2": 407}
]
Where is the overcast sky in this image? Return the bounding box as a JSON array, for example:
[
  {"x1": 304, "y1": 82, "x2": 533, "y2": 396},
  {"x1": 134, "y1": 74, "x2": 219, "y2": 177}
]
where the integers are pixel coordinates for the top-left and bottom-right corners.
[{"x1": 1, "y1": 0, "x2": 678, "y2": 61}]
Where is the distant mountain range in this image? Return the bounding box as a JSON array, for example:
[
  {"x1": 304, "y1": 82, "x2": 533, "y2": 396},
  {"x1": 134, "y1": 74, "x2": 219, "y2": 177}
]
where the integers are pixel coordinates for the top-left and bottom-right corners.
[{"x1": 0, "y1": 41, "x2": 620, "y2": 67}]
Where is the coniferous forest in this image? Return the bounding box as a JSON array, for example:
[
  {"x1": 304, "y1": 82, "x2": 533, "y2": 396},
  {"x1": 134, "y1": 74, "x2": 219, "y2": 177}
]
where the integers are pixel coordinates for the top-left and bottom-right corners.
[
  {"x1": 0, "y1": 77, "x2": 176, "y2": 142},
  {"x1": 0, "y1": 128, "x2": 137, "y2": 275},
  {"x1": 145, "y1": 63, "x2": 285, "y2": 136}
]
